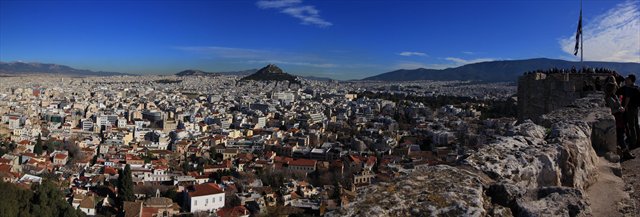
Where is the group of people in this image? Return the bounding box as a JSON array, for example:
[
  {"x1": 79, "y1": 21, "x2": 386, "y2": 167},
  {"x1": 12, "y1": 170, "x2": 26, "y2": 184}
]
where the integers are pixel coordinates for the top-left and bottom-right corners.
[
  {"x1": 604, "y1": 73, "x2": 640, "y2": 160},
  {"x1": 523, "y1": 67, "x2": 618, "y2": 75}
]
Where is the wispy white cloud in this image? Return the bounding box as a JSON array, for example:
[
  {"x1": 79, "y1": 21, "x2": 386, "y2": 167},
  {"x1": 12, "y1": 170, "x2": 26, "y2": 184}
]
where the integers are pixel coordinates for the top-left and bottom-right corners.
[
  {"x1": 445, "y1": 57, "x2": 496, "y2": 65},
  {"x1": 256, "y1": 0, "x2": 301, "y2": 9},
  {"x1": 256, "y1": 0, "x2": 332, "y2": 27},
  {"x1": 393, "y1": 61, "x2": 457, "y2": 70},
  {"x1": 462, "y1": 51, "x2": 475, "y2": 55},
  {"x1": 560, "y1": 0, "x2": 640, "y2": 62},
  {"x1": 175, "y1": 46, "x2": 337, "y2": 68},
  {"x1": 393, "y1": 56, "x2": 497, "y2": 70},
  {"x1": 248, "y1": 59, "x2": 337, "y2": 68},
  {"x1": 398, "y1": 51, "x2": 427, "y2": 57},
  {"x1": 174, "y1": 46, "x2": 271, "y2": 59}
]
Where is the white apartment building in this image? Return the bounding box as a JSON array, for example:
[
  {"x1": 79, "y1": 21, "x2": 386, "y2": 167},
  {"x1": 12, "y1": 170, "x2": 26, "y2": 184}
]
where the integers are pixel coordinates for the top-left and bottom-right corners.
[{"x1": 187, "y1": 183, "x2": 225, "y2": 213}]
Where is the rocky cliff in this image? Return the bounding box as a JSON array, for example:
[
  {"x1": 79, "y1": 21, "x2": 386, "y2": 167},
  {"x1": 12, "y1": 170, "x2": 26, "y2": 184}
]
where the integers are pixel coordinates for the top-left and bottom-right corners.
[{"x1": 329, "y1": 93, "x2": 630, "y2": 217}]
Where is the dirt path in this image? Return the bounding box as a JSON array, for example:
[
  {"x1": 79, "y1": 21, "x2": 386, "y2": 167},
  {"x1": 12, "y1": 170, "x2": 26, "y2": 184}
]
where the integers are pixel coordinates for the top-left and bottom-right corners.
[
  {"x1": 587, "y1": 157, "x2": 634, "y2": 216},
  {"x1": 621, "y1": 148, "x2": 640, "y2": 216}
]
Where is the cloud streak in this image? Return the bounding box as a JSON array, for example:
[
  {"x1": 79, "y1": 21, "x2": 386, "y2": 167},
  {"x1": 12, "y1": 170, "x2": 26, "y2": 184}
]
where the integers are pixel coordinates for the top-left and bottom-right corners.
[
  {"x1": 256, "y1": 0, "x2": 301, "y2": 9},
  {"x1": 248, "y1": 60, "x2": 336, "y2": 68},
  {"x1": 175, "y1": 46, "x2": 337, "y2": 68},
  {"x1": 398, "y1": 51, "x2": 427, "y2": 57},
  {"x1": 256, "y1": 0, "x2": 332, "y2": 27},
  {"x1": 394, "y1": 56, "x2": 497, "y2": 70},
  {"x1": 174, "y1": 46, "x2": 271, "y2": 59},
  {"x1": 560, "y1": 0, "x2": 640, "y2": 62},
  {"x1": 445, "y1": 57, "x2": 496, "y2": 65}
]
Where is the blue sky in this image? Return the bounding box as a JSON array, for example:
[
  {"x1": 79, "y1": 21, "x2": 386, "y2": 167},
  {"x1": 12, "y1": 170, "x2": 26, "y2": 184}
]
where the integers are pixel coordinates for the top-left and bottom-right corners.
[{"x1": 1, "y1": 0, "x2": 638, "y2": 79}]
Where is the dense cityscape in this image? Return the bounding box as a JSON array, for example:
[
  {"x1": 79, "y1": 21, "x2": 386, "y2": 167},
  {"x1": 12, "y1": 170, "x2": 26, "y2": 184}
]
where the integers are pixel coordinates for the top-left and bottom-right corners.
[
  {"x1": 2, "y1": 0, "x2": 640, "y2": 216},
  {"x1": 0, "y1": 64, "x2": 521, "y2": 216}
]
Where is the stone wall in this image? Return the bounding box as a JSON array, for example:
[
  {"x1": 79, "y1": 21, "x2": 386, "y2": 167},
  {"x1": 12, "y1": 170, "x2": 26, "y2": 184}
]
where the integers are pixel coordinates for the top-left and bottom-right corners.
[{"x1": 517, "y1": 73, "x2": 608, "y2": 123}]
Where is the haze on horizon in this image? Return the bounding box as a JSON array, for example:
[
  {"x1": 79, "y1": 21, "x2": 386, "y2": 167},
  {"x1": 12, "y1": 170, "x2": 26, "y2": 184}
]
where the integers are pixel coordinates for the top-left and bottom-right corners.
[{"x1": 0, "y1": 0, "x2": 639, "y2": 80}]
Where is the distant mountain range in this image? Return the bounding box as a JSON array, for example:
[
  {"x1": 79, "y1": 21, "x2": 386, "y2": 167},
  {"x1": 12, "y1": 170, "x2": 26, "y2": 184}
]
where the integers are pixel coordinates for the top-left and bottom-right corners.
[
  {"x1": 0, "y1": 62, "x2": 131, "y2": 76},
  {"x1": 176, "y1": 69, "x2": 219, "y2": 76},
  {"x1": 175, "y1": 69, "x2": 259, "y2": 77},
  {"x1": 6, "y1": 58, "x2": 629, "y2": 82},
  {"x1": 363, "y1": 58, "x2": 640, "y2": 82}
]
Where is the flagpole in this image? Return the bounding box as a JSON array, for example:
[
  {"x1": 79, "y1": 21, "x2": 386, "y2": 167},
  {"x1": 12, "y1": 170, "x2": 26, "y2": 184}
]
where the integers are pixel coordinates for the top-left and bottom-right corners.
[{"x1": 580, "y1": 0, "x2": 583, "y2": 64}]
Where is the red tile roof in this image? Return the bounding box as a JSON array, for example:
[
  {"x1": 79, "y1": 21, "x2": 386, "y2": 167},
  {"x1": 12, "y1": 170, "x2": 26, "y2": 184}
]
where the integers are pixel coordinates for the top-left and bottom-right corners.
[
  {"x1": 216, "y1": 206, "x2": 249, "y2": 217},
  {"x1": 188, "y1": 183, "x2": 224, "y2": 197},
  {"x1": 103, "y1": 167, "x2": 118, "y2": 175}
]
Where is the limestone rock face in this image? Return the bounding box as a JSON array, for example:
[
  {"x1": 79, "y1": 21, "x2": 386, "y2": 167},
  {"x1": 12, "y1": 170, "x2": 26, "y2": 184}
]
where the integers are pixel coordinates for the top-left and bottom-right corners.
[
  {"x1": 464, "y1": 135, "x2": 562, "y2": 188},
  {"x1": 548, "y1": 121, "x2": 599, "y2": 190},
  {"x1": 465, "y1": 118, "x2": 599, "y2": 190},
  {"x1": 516, "y1": 187, "x2": 592, "y2": 217},
  {"x1": 328, "y1": 165, "x2": 490, "y2": 217},
  {"x1": 466, "y1": 95, "x2": 602, "y2": 191},
  {"x1": 542, "y1": 94, "x2": 618, "y2": 158}
]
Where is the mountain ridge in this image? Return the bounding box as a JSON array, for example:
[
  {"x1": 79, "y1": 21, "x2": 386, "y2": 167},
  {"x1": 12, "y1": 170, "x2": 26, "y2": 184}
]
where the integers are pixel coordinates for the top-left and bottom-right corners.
[
  {"x1": 0, "y1": 61, "x2": 132, "y2": 76},
  {"x1": 363, "y1": 58, "x2": 640, "y2": 82}
]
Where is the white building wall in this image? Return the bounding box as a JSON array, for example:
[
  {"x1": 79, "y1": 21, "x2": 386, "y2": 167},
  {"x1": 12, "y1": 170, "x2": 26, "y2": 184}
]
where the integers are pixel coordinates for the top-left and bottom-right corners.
[{"x1": 189, "y1": 193, "x2": 225, "y2": 213}]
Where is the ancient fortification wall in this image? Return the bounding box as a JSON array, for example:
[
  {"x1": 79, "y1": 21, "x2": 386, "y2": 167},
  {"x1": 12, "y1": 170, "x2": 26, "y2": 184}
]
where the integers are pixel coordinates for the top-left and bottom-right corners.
[{"x1": 517, "y1": 72, "x2": 608, "y2": 123}]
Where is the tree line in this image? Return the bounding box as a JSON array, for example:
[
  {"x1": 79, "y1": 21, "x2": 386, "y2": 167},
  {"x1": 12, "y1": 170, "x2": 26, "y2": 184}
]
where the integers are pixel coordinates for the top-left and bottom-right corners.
[{"x1": 0, "y1": 180, "x2": 86, "y2": 217}]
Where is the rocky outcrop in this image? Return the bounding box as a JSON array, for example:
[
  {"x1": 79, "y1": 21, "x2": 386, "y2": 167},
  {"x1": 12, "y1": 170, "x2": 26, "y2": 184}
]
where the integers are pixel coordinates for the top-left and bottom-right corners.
[
  {"x1": 541, "y1": 94, "x2": 618, "y2": 157},
  {"x1": 327, "y1": 165, "x2": 492, "y2": 217},
  {"x1": 331, "y1": 94, "x2": 615, "y2": 217}
]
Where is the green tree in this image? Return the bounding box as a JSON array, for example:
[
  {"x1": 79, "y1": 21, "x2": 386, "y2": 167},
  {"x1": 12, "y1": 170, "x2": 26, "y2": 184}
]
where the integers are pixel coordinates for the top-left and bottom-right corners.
[
  {"x1": 117, "y1": 164, "x2": 135, "y2": 202},
  {"x1": 34, "y1": 134, "x2": 44, "y2": 155},
  {"x1": 197, "y1": 162, "x2": 204, "y2": 173},
  {"x1": 181, "y1": 153, "x2": 190, "y2": 174},
  {"x1": 209, "y1": 145, "x2": 217, "y2": 161},
  {"x1": 0, "y1": 180, "x2": 85, "y2": 217}
]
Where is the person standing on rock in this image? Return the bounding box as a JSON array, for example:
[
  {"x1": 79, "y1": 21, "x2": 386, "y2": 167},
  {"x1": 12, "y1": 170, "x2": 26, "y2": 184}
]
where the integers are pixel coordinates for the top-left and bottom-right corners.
[
  {"x1": 617, "y1": 74, "x2": 640, "y2": 150},
  {"x1": 607, "y1": 82, "x2": 636, "y2": 160}
]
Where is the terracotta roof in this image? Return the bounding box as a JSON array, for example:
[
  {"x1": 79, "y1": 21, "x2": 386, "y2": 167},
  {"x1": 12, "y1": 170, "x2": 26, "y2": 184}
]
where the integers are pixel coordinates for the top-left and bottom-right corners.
[
  {"x1": 188, "y1": 183, "x2": 224, "y2": 197},
  {"x1": 217, "y1": 206, "x2": 249, "y2": 217},
  {"x1": 0, "y1": 164, "x2": 12, "y2": 173},
  {"x1": 141, "y1": 207, "x2": 158, "y2": 217},
  {"x1": 54, "y1": 153, "x2": 67, "y2": 159},
  {"x1": 103, "y1": 167, "x2": 118, "y2": 175},
  {"x1": 348, "y1": 155, "x2": 362, "y2": 164},
  {"x1": 366, "y1": 156, "x2": 377, "y2": 167},
  {"x1": 0, "y1": 158, "x2": 11, "y2": 164},
  {"x1": 123, "y1": 201, "x2": 143, "y2": 217},
  {"x1": 79, "y1": 195, "x2": 96, "y2": 209}
]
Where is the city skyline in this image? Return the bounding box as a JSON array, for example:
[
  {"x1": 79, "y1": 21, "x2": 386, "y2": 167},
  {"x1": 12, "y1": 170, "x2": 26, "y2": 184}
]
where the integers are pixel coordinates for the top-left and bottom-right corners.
[{"x1": 1, "y1": 0, "x2": 639, "y2": 80}]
